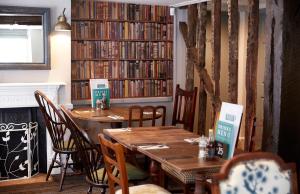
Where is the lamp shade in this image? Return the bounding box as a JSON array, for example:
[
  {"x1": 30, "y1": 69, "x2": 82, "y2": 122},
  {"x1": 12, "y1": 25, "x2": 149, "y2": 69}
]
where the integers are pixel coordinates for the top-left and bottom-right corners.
[{"x1": 54, "y1": 8, "x2": 71, "y2": 31}]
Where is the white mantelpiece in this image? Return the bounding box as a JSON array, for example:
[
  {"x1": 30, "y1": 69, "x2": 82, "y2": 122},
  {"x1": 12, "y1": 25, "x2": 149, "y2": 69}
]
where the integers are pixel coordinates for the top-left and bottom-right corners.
[
  {"x1": 0, "y1": 82, "x2": 65, "y2": 108},
  {"x1": 0, "y1": 82, "x2": 66, "y2": 174}
]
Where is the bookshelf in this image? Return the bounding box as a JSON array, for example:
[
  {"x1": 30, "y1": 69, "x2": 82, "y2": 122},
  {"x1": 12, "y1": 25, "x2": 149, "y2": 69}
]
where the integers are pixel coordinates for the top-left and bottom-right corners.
[{"x1": 71, "y1": 0, "x2": 173, "y2": 104}]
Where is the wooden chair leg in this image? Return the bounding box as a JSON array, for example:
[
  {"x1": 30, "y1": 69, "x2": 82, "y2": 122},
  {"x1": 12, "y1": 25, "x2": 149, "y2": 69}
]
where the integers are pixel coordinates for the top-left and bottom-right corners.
[
  {"x1": 100, "y1": 187, "x2": 106, "y2": 194},
  {"x1": 183, "y1": 184, "x2": 191, "y2": 194},
  {"x1": 59, "y1": 154, "x2": 70, "y2": 191},
  {"x1": 159, "y1": 168, "x2": 165, "y2": 187},
  {"x1": 46, "y1": 152, "x2": 58, "y2": 181},
  {"x1": 87, "y1": 185, "x2": 93, "y2": 194},
  {"x1": 162, "y1": 171, "x2": 169, "y2": 189}
]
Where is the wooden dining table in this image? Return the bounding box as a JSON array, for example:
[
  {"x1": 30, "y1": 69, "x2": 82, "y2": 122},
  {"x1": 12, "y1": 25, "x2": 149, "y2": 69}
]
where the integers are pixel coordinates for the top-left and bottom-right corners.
[
  {"x1": 103, "y1": 126, "x2": 225, "y2": 194},
  {"x1": 69, "y1": 106, "x2": 161, "y2": 127}
]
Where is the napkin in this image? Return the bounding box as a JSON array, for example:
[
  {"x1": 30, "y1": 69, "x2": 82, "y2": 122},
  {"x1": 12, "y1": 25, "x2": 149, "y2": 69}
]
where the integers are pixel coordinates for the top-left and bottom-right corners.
[
  {"x1": 184, "y1": 138, "x2": 200, "y2": 144},
  {"x1": 138, "y1": 144, "x2": 169, "y2": 150},
  {"x1": 75, "y1": 110, "x2": 92, "y2": 113},
  {"x1": 143, "y1": 111, "x2": 160, "y2": 115},
  {"x1": 105, "y1": 128, "x2": 132, "y2": 132}
]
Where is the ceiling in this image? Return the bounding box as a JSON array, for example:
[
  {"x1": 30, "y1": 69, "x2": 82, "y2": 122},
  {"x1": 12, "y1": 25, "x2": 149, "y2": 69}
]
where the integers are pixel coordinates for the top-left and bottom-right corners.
[{"x1": 107, "y1": 0, "x2": 264, "y2": 7}]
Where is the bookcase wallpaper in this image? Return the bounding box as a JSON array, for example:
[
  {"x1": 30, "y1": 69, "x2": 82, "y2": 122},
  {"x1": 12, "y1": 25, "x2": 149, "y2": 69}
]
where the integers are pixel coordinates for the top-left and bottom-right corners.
[{"x1": 71, "y1": 0, "x2": 173, "y2": 103}]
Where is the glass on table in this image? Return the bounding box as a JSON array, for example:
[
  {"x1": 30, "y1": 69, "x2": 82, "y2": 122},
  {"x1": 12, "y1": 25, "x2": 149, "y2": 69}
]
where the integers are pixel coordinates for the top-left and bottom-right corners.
[{"x1": 198, "y1": 135, "x2": 208, "y2": 159}]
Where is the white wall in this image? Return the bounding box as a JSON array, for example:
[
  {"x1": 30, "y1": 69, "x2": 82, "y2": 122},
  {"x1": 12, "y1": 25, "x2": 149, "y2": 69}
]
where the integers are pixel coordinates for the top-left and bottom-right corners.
[
  {"x1": 174, "y1": 9, "x2": 187, "y2": 88},
  {"x1": 29, "y1": 29, "x2": 43, "y2": 63},
  {"x1": 0, "y1": 0, "x2": 72, "y2": 106}
]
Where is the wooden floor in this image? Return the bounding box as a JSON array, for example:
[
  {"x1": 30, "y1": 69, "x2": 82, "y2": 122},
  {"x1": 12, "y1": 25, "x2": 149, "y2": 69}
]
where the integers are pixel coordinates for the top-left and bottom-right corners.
[
  {"x1": 0, "y1": 173, "x2": 183, "y2": 194},
  {"x1": 0, "y1": 174, "x2": 94, "y2": 194}
]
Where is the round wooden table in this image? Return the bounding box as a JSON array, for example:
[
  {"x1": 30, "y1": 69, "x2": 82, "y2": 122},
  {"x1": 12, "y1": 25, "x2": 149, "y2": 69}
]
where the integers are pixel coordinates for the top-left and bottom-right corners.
[{"x1": 70, "y1": 106, "x2": 161, "y2": 124}]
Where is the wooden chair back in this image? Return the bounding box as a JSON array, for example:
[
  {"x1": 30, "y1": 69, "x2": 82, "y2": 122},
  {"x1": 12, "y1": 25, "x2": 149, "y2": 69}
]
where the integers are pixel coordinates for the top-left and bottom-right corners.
[
  {"x1": 172, "y1": 84, "x2": 198, "y2": 131},
  {"x1": 34, "y1": 90, "x2": 75, "y2": 152},
  {"x1": 98, "y1": 134, "x2": 129, "y2": 194},
  {"x1": 211, "y1": 152, "x2": 298, "y2": 194},
  {"x1": 60, "y1": 106, "x2": 107, "y2": 186},
  {"x1": 128, "y1": 105, "x2": 166, "y2": 127}
]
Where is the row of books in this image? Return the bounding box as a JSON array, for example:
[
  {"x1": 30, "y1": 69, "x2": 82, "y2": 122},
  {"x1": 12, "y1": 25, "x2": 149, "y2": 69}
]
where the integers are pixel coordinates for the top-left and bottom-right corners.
[
  {"x1": 72, "y1": 0, "x2": 173, "y2": 22},
  {"x1": 71, "y1": 41, "x2": 173, "y2": 59},
  {"x1": 71, "y1": 60, "x2": 173, "y2": 80},
  {"x1": 72, "y1": 22, "x2": 173, "y2": 41},
  {"x1": 72, "y1": 79, "x2": 173, "y2": 100}
]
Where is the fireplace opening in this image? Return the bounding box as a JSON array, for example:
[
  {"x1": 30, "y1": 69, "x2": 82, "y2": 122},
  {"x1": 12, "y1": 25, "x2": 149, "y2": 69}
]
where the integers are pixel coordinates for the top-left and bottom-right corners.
[{"x1": 0, "y1": 107, "x2": 47, "y2": 181}]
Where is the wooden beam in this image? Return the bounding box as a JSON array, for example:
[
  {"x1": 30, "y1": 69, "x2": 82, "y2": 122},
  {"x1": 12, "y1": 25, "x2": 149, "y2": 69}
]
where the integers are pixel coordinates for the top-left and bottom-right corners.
[
  {"x1": 211, "y1": 0, "x2": 222, "y2": 126},
  {"x1": 196, "y1": 2, "x2": 208, "y2": 135},
  {"x1": 227, "y1": 0, "x2": 239, "y2": 103},
  {"x1": 245, "y1": 0, "x2": 259, "y2": 152}
]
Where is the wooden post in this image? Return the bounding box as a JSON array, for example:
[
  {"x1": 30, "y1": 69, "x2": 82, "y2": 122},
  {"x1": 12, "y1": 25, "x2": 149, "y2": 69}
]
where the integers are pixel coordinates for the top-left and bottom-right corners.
[
  {"x1": 211, "y1": 0, "x2": 222, "y2": 127},
  {"x1": 186, "y1": 5, "x2": 198, "y2": 91},
  {"x1": 227, "y1": 0, "x2": 239, "y2": 103},
  {"x1": 245, "y1": 0, "x2": 259, "y2": 152},
  {"x1": 263, "y1": 0, "x2": 300, "y2": 173},
  {"x1": 196, "y1": 3, "x2": 208, "y2": 135},
  {"x1": 180, "y1": 3, "x2": 222, "y2": 133}
]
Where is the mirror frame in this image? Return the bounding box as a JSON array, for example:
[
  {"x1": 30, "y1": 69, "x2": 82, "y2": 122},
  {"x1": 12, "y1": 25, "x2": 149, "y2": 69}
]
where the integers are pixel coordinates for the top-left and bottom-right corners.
[{"x1": 0, "y1": 6, "x2": 50, "y2": 70}]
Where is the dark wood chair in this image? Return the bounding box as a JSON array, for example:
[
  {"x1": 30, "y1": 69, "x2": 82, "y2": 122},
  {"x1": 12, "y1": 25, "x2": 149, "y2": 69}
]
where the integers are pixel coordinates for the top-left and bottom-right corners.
[
  {"x1": 34, "y1": 90, "x2": 77, "y2": 191},
  {"x1": 60, "y1": 105, "x2": 108, "y2": 194},
  {"x1": 61, "y1": 106, "x2": 149, "y2": 194},
  {"x1": 128, "y1": 105, "x2": 166, "y2": 169},
  {"x1": 161, "y1": 85, "x2": 197, "y2": 194},
  {"x1": 210, "y1": 152, "x2": 298, "y2": 194},
  {"x1": 128, "y1": 105, "x2": 166, "y2": 127},
  {"x1": 98, "y1": 134, "x2": 171, "y2": 194},
  {"x1": 172, "y1": 84, "x2": 198, "y2": 131}
]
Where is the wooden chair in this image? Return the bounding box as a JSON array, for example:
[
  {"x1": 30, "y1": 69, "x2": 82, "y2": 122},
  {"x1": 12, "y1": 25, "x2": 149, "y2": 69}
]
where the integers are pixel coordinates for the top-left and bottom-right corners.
[
  {"x1": 98, "y1": 134, "x2": 171, "y2": 194},
  {"x1": 61, "y1": 106, "x2": 148, "y2": 194},
  {"x1": 172, "y1": 84, "x2": 198, "y2": 132},
  {"x1": 61, "y1": 105, "x2": 108, "y2": 194},
  {"x1": 34, "y1": 90, "x2": 77, "y2": 191},
  {"x1": 128, "y1": 105, "x2": 166, "y2": 127},
  {"x1": 161, "y1": 85, "x2": 197, "y2": 193},
  {"x1": 128, "y1": 105, "x2": 166, "y2": 169},
  {"x1": 211, "y1": 152, "x2": 298, "y2": 194}
]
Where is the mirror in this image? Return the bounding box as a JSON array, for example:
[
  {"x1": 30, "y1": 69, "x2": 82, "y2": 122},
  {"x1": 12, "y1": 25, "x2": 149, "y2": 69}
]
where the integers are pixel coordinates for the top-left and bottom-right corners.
[{"x1": 0, "y1": 6, "x2": 50, "y2": 70}]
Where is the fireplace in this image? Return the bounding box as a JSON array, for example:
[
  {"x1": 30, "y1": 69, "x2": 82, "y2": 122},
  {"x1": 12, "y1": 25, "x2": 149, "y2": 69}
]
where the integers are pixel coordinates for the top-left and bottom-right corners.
[{"x1": 0, "y1": 83, "x2": 65, "y2": 180}]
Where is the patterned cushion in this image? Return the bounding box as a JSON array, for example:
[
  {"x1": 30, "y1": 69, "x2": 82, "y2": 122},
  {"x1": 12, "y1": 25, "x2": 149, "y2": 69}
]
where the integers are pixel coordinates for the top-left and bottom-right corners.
[
  {"x1": 161, "y1": 163, "x2": 195, "y2": 184},
  {"x1": 220, "y1": 159, "x2": 292, "y2": 194},
  {"x1": 115, "y1": 184, "x2": 171, "y2": 194},
  {"x1": 93, "y1": 162, "x2": 148, "y2": 182}
]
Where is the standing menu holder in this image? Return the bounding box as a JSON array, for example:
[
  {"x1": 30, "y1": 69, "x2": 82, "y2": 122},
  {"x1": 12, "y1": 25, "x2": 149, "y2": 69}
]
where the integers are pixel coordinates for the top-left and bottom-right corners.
[
  {"x1": 90, "y1": 79, "x2": 110, "y2": 108},
  {"x1": 215, "y1": 102, "x2": 243, "y2": 159}
]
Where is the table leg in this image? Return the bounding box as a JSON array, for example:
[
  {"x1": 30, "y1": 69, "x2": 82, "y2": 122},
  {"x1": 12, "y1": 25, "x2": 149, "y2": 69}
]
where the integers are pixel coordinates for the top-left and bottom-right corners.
[
  {"x1": 194, "y1": 172, "x2": 206, "y2": 194},
  {"x1": 149, "y1": 160, "x2": 160, "y2": 184}
]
